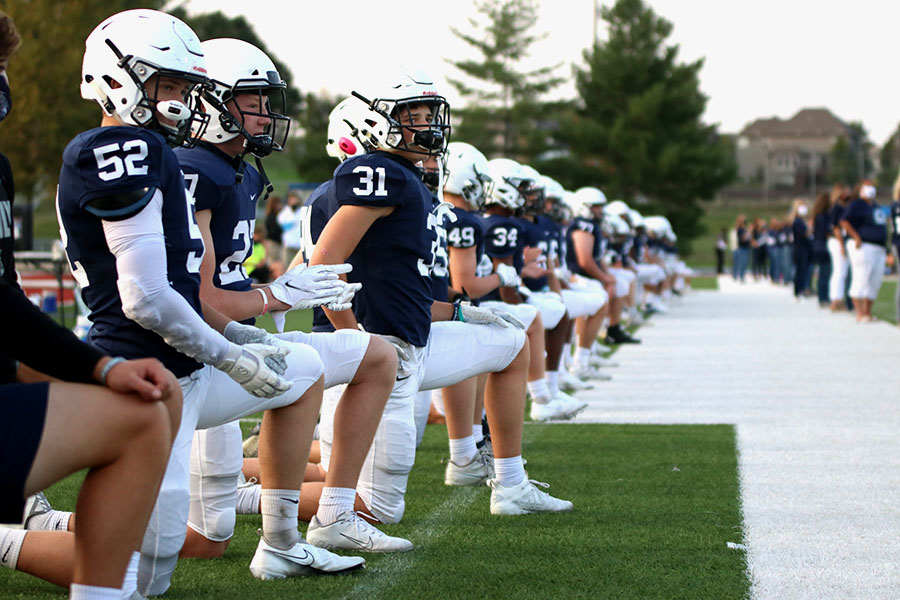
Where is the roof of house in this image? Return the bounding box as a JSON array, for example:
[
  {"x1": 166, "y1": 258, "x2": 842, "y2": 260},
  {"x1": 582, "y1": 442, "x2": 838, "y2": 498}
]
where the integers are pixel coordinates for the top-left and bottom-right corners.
[{"x1": 740, "y1": 108, "x2": 848, "y2": 138}]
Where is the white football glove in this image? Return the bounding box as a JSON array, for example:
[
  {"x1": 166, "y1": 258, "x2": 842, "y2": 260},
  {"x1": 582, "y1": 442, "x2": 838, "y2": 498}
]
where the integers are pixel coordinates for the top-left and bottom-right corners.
[
  {"x1": 325, "y1": 282, "x2": 362, "y2": 312},
  {"x1": 215, "y1": 343, "x2": 291, "y2": 398},
  {"x1": 371, "y1": 333, "x2": 415, "y2": 380},
  {"x1": 223, "y1": 322, "x2": 289, "y2": 375},
  {"x1": 495, "y1": 263, "x2": 521, "y2": 287},
  {"x1": 456, "y1": 303, "x2": 524, "y2": 329},
  {"x1": 268, "y1": 263, "x2": 353, "y2": 311}
]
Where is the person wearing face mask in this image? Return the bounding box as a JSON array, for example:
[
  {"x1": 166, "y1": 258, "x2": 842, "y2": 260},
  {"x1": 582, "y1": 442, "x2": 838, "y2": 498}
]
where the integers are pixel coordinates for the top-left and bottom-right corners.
[
  {"x1": 790, "y1": 198, "x2": 812, "y2": 299},
  {"x1": 840, "y1": 181, "x2": 888, "y2": 322}
]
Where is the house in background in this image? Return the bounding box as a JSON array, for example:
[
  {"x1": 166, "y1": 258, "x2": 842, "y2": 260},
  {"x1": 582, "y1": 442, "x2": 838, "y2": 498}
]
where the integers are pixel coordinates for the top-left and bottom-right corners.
[{"x1": 735, "y1": 108, "x2": 849, "y2": 191}]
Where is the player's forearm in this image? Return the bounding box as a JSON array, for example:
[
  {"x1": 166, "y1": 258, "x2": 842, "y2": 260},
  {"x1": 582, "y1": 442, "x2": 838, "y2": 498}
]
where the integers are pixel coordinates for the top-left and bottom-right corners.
[{"x1": 200, "y1": 285, "x2": 276, "y2": 323}]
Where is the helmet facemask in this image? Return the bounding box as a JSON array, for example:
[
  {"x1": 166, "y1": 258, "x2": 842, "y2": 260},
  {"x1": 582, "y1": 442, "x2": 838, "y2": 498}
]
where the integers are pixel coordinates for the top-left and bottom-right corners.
[
  {"x1": 202, "y1": 74, "x2": 291, "y2": 158},
  {"x1": 378, "y1": 96, "x2": 451, "y2": 156}
]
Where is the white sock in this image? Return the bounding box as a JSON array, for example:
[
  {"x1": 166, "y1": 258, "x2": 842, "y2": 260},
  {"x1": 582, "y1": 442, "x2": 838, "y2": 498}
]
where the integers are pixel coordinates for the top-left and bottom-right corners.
[
  {"x1": 236, "y1": 482, "x2": 261, "y2": 515},
  {"x1": 260, "y1": 489, "x2": 300, "y2": 549},
  {"x1": 494, "y1": 456, "x2": 526, "y2": 487},
  {"x1": 574, "y1": 347, "x2": 591, "y2": 368},
  {"x1": 70, "y1": 583, "x2": 121, "y2": 600},
  {"x1": 449, "y1": 435, "x2": 477, "y2": 464},
  {"x1": 315, "y1": 487, "x2": 356, "y2": 526},
  {"x1": 26, "y1": 509, "x2": 72, "y2": 532},
  {"x1": 120, "y1": 551, "x2": 140, "y2": 599},
  {"x1": 561, "y1": 342, "x2": 572, "y2": 368},
  {"x1": 546, "y1": 371, "x2": 560, "y2": 396},
  {"x1": 0, "y1": 527, "x2": 26, "y2": 570},
  {"x1": 527, "y1": 379, "x2": 551, "y2": 403},
  {"x1": 472, "y1": 424, "x2": 484, "y2": 445}
]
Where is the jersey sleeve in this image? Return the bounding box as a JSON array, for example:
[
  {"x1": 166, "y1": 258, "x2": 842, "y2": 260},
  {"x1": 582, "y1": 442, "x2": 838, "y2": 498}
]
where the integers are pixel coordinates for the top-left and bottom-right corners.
[
  {"x1": 75, "y1": 129, "x2": 166, "y2": 220},
  {"x1": 334, "y1": 156, "x2": 408, "y2": 208},
  {"x1": 571, "y1": 217, "x2": 595, "y2": 234},
  {"x1": 184, "y1": 167, "x2": 224, "y2": 213}
]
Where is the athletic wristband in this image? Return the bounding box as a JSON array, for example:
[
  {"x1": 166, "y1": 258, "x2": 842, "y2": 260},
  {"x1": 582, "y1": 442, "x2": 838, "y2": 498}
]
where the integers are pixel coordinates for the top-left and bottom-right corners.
[
  {"x1": 257, "y1": 288, "x2": 269, "y2": 316},
  {"x1": 99, "y1": 357, "x2": 126, "y2": 386},
  {"x1": 452, "y1": 299, "x2": 465, "y2": 322}
]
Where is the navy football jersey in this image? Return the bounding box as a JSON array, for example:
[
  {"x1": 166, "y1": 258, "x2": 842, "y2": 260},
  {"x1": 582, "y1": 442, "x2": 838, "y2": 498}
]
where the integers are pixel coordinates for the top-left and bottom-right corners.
[
  {"x1": 519, "y1": 214, "x2": 561, "y2": 291},
  {"x1": 565, "y1": 216, "x2": 606, "y2": 277},
  {"x1": 56, "y1": 126, "x2": 205, "y2": 377},
  {"x1": 446, "y1": 207, "x2": 486, "y2": 293},
  {"x1": 0, "y1": 153, "x2": 14, "y2": 286},
  {"x1": 175, "y1": 144, "x2": 262, "y2": 295},
  {"x1": 482, "y1": 213, "x2": 526, "y2": 301},
  {"x1": 334, "y1": 151, "x2": 435, "y2": 346}
]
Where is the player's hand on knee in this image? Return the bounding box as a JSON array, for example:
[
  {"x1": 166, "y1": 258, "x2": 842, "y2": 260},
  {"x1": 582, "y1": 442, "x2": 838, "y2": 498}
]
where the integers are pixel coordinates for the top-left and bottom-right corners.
[
  {"x1": 216, "y1": 343, "x2": 292, "y2": 398},
  {"x1": 495, "y1": 263, "x2": 521, "y2": 287},
  {"x1": 268, "y1": 263, "x2": 355, "y2": 311},
  {"x1": 223, "y1": 322, "x2": 290, "y2": 375},
  {"x1": 102, "y1": 357, "x2": 176, "y2": 402},
  {"x1": 456, "y1": 303, "x2": 523, "y2": 329}
]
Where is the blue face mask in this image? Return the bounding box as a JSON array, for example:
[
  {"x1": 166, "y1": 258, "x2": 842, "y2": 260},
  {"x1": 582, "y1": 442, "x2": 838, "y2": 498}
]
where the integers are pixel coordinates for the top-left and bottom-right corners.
[{"x1": 0, "y1": 76, "x2": 11, "y2": 123}]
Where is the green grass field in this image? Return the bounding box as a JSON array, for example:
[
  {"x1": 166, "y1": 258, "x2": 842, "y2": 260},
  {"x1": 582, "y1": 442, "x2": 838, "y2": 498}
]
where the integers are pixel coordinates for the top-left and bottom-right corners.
[{"x1": 1, "y1": 423, "x2": 748, "y2": 600}]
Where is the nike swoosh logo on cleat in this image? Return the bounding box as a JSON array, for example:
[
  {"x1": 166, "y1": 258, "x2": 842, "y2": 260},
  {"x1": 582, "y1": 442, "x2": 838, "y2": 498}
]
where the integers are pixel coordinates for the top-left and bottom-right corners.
[
  {"x1": 267, "y1": 547, "x2": 312, "y2": 565},
  {"x1": 339, "y1": 532, "x2": 374, "y2": 550}
]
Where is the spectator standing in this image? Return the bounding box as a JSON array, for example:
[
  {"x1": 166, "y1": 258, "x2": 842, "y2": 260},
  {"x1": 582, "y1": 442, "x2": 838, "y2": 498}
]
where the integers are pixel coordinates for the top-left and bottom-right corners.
[
  {"x1": 767, "y1": 218, "x2": 783, "y2": 283},
  {"x1": 751, "y1": 218, "x2": 769, "y2": 280},
  {"x1": 810, "y1": 193, "x2": 832, "y2": 306},
  {"x1": 790, "y1": 198, "x2": 811, "y2": 299},
  {"x1": 276, "y1": 192, "x2": 302, "y2": 265},
  {"x1": 263, "y1": 195, "x2": 283, "y2": 271},
  {"x1": 891, "y1": 174, "x2": 900, "y2": 323},
  {"x1": 840, "y1": 181, "x2": 887, "y2": 322},
  {"x1": 715, "y1": 228, "x2": 726, "y2": 274},
  {"x1": 732, "y1": 214, "x2": 750, "y2": 282},
  {"x1": 828, "y1": 184, "x2": 851, "y2": 311}
]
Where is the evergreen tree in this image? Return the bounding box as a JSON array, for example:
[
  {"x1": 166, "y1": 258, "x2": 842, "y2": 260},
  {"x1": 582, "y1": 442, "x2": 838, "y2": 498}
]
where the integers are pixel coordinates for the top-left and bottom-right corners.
[
  {"x1": 878, "y1": 125, "x2": 900, "y2": 188},
  {"x1": 287, "y1": 90, "x2": 342, "y2": 183},
  {"x1": 447, "y1": 0, "x2": 563, "y2": 159},
  {"x1": 828, "y1": 122, "x2": 872, "y2": 186},
  {"x1": 567, "y1": 0, "x2": 734, "y2": 250}
]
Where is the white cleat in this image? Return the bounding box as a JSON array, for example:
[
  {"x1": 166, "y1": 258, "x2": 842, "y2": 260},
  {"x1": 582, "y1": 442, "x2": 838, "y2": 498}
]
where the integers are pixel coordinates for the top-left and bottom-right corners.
[
  {"x1": 477, "y1": 439, "x2": 496, "y2": 480},
  {"x1": 553, "y1": 391, "x2": 588, "y2": 418},
  {"x1": 560, "y1": 369, "x2": 593, "y2": 392},
  {"x1": 570, "y1": 363, "x2": 612, "y2": 382},
  {"x1": 249, "y1": 536, "x2": 365, "y2": 580},
  {"x1": 12, "y1": 491, "x2": 53, "y2": 530},
  {"x1": 592, "y1": 342, "x2": 612, "y2": 354},
  {"x1": 489, "y1": 478, "x2": 574, "y2": 515},
  {"x1": 307, "y1": 511, "x2": 413, "y2": 553},
  {"x1": 590, "y1": 355, "x2": 619, "y2": 368},
  {"x1": 530, "y1": 398, "x2": 573, "y2": 421},
  {"x1": 444, "y1": 453, "x2": 493, "y2": 486}
]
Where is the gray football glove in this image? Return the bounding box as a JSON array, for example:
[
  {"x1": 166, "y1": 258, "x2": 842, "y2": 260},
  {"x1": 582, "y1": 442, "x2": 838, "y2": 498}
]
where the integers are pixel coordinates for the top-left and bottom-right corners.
[
  {"x1": 215, "y1": 342, "x2": 291, "y2": 398},
  {"x1": 223, "y1": 321, "x2": 289, "y2": 375}
]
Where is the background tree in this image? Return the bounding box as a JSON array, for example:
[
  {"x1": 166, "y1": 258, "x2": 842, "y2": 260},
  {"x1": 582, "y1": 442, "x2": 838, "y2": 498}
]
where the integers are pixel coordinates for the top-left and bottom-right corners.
[
  {"x1": 878, "y1": 124, "x2": 900, "y2": 189},
  {"x1": 0, "y1": 0, "x2": 162, "y2": 209},
  {"x1": 828, "y1": 122, "x2": 872, "y2": 186},
  {"x1": 562, "y1": 0, "x2": 735, "y2": 252},
  {"x1": 286, "y1": 90, "x2": 342, "y2": 183},
  {"x1": 447, "y1": 0, "x2": 564, "y2": 160}
]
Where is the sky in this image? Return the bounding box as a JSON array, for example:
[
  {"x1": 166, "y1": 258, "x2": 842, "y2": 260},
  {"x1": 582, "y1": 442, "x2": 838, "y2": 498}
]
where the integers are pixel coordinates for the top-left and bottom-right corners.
[{"x1": 176, "y1": 0, "x2": 900, "y2": 145}]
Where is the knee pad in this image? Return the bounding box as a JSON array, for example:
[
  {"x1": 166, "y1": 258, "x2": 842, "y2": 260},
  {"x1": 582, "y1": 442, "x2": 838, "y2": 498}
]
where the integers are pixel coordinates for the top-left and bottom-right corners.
[
  {"x1": 529, "y1": 295, "x2": 566, "y2": 329},
  {"x1": 187, "y1": 474, "x2": 238, "y2": 542}
]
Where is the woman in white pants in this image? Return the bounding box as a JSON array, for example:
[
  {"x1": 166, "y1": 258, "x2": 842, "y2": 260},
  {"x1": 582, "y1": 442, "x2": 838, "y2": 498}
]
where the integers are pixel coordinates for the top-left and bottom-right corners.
[
  {"x1": 828, "y1": 185, "x2": 851, "y2": 311},
  {"x1": 840, "y1": 182, "x2": 888, "y2": 322}
]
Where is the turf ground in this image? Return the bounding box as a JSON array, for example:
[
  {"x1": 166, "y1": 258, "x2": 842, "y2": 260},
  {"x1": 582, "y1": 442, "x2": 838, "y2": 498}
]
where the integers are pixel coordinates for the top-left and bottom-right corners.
[{"x1": 0, "y1": 423, "x2": 748, "y2": 599}]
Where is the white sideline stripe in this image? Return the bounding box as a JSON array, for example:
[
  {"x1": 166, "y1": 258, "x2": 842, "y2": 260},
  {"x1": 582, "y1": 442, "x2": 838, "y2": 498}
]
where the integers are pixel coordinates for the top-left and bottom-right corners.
[
  {"x1": 574, "y1": 279, "x2": 900, "y2": 599},
  {"x1": 341, "y1": 425, "x2": 548, "y2": 599}
]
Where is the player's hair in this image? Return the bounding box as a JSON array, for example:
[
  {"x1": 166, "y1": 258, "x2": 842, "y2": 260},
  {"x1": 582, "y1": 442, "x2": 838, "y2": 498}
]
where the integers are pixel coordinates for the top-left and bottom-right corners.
[
  {"x1": 0, "y1": 12, "x2": 21, "y2": 62},
  {"x1": 812, "y1": 192, "x2": 830, "y2": 218}
]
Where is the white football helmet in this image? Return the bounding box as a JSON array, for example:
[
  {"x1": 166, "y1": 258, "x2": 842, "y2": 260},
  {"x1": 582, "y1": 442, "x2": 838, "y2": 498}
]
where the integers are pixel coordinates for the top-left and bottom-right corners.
[
  {"x1": 571, "y1": 187, "x2": 607, "y2": 219},
  {"x1": 197, "y1": 38, "x2": 290, "y2": 157},
  {"x1": 325, "y1": 96, "x2": 383, "y2": 161},
  {"x1": 485, "y1": 158, "x2": 530, "y2": 210},
  {"x1": 602, "y1": 213, "x2": 631, "y2": 237},
  {"x1": 444, "y1": 141, "x2": 493, "y2": 210},
  {"x1": 539, "y1": 175, "x2": 566, "y2": 221},
  {"x1": 628, "y1": 208, "x2": 645, "y2": 229},
  {"x1": 605, "y1": 200, "x2": 630, "y2": 217},
  {"x1": 643, "y1": 215, "x2": 674, "y2": 239},
  {"x1": 81, "y1": 9, "x2": 209, "y2": 147},
  {"x1": 353, "y1": 68, "x2": 451, "y2": 156}
]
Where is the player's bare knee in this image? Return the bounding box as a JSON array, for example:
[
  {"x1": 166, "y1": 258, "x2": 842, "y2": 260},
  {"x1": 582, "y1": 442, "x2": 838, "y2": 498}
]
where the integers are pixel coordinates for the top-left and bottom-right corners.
[{"x1": 360, "y1": 336, "x2": 398, "y2": 386}]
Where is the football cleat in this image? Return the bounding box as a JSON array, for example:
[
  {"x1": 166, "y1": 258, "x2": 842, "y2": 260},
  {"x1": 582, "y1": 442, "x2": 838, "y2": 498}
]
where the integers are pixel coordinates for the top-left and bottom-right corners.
[
  {"x1": 560, "y1": 369, "x2": 593, "y2": 392},
  {"x1": 488, "y1": 478, "x2": 574, "y2": 515},
  {"x1": 570, "y1": 363, "x2": 612, "y2": 382},
  {"x1": 530, "y1": 398, "x2": 573, "y2": 422},
  {"x1": 249, "y1": 536, "x2": 365, "y2": 580},
  {"x1": 307, "y1": 511, "x2": 413, "y2": 553},
  {"x1": 590, "y1": 355, "x2": 619, "y2": 368},
  {"x1": 592, "y1": 342, "x2": 612, "y2": 354},
  {"x1": 477, "y1": 439, "x2": 496, "y2": 480},
  {"x1": 444, "y1": 453, "x2": 492, "y2": 486},
  {"x1": 20, "y1": 491, "x2": 53, "y2": 530},
  {"x1": 553, "y1": 391, "x2": 588, "y2": 418},
  {"x1": 242, "y1": 423, "x2": 261, "y2": 458}
]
